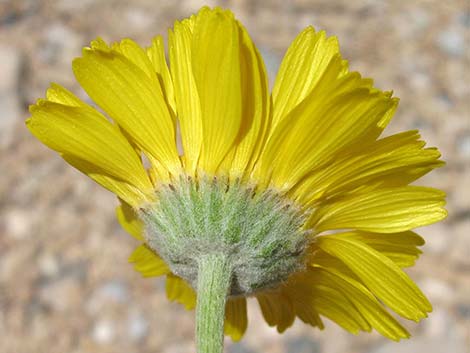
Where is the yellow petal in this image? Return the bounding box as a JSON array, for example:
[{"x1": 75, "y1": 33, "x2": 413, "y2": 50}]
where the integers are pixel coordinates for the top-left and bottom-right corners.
[
  {"x1": 191, "y1": 7, "x2": 242, "y2": 174},
  {"x1": 223, "y1": 20, "x2": 270, "y2": 180},
  {"x1": 89, "y1": 37, "x2": 110, "y2": 51},
  {"x1": 116, "y1": 200, "x2": 144, "y2": 241},
  {"x1": 289, "y1": 272, "x2": 368, "y2": 334},
  {"x1": 340, "y1": 231, "x2": 424, "y2": 268},
  {"x1": 283, "y1": 277, "x2": 324, "y2": 329},
  {"x1": 311, "y1": 287, "x2": 367, "y2": 334},
  {"x1": 168, "y1": 18, "x2": 202, "y2": 174},
  {"x1": 46, "y1": 82, "x2": 85, "y2": 106},
  {"x1": 256, "y1": 23, "x2": 393, "y2": 188},
  {"x1": 224, "y1": 297, "x2": 248, "y2": 341},
  {"x1": 310, "y1": 248, "x2": 358, "y2": 279},
  {"x1": 256, "y1": 290, "x2": 295, "y2": 333},
  {"x1": 369, "y1": 166, "x2": 441, "y2": 190},
  {"x1": 265, "y1": 87, "x2": 396, "y2": 190},
  {"x1": 129, "y1": 245, "x2": 170, "y2": 277},
  {"x1": 310, "y1": 186, "x2": 447, "y2": 233},
  {"x1": 62, "y1": 155, "x2": 149, "y2": 207},
  {"x1": 147, "y1": 35, "x2": 177, "y2": 115},
  {"x1": 271, "y1": 27, "x2": 340, "y2": 128},
  {"x1": 112, "y1": 38, "x2": 156, "y2": 80},
  {"x1": 316, "y1": 235, "x2": 432, "y2": 321},
  {"x1": 166, "y1": 274, "x2": 197, "y2": 310},
  {"x1": 293, "y1": 130, "x2": 443, "y2": 205},
  {"x1": 72, "y1": 45, "x2": 181, "y2": 177},
  {"x1": 27, "y1": 102, "x2": 140, "y2": 182},
  {"x1": 27, "y1": 88, "x2": 154, "y2": 206},
  {"x1": 308, "y1": 268, "x2": 410, "y2": 340}
]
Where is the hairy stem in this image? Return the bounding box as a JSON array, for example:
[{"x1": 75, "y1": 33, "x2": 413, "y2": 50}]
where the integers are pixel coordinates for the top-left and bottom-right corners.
[{"x1": 196, "y1": 253, "x2": 232, "y2": 353}]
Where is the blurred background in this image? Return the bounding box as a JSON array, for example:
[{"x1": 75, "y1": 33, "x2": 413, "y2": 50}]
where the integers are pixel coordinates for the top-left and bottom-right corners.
[{"x1": 0, "y1": 0, "x2": 469, "y2": 352}]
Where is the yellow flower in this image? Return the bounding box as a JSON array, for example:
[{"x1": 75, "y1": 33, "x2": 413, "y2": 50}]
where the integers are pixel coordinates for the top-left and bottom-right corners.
[{"x1": 27, "y1": 6, "x2": 446, "y2": 343}]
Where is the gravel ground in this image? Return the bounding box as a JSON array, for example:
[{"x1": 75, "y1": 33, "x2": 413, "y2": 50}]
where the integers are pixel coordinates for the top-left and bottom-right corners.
[{"x1": 0, "y1": 1, "x2": 469, "y2": 352}]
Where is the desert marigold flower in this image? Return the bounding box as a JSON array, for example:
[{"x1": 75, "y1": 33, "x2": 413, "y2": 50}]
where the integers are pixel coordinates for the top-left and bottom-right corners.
[{"x1": 27, "y1": 5, "x2": 447, "y2": 349}]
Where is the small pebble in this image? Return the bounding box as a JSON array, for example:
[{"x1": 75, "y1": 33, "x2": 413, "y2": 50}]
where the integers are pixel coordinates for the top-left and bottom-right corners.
[
  {"x1": 3, "y1": 209, "x2": 31, "y2": 240},
  {"x1": 38, "y1": 253, "x2": 60, "y2": 277},
  {"x1": 437, "y1": 28, "x2": 465, "y2": 57},
  {"x1": 456, "y1": 133, "x2": 470, "y2": 158},
  {"x1": 87, "y1": 280, "x2": 129, "y2": 314},
  {"x1": 127, "y1": 311, "x2": 149, "y2": 341},
  {"x1": 99, "y1": 280, "x2": 129, "y2": 303},
  {"x1": 92, "y1": 319, "x2": 116, "y2": 344}
]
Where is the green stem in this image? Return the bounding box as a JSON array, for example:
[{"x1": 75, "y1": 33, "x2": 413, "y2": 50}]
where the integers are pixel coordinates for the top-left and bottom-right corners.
[{"x1": 196, "y1": 253, "x2": 232, "y2": 353}]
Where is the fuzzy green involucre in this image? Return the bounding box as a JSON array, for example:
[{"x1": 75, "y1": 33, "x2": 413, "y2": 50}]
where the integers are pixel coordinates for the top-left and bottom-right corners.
[{"x1": 140, "y1": 176, "x2": 309, "y2": 295}]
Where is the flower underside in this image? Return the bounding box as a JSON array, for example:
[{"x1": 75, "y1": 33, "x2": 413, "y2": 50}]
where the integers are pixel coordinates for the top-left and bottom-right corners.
[{"x1": 26, "y1": 5, "x2": 447, "y2": 345}]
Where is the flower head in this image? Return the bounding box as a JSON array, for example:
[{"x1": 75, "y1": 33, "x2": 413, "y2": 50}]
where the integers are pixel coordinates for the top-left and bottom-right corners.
[{"x1": 27, "y1": 6, "x2": 446, "y2": 344}]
